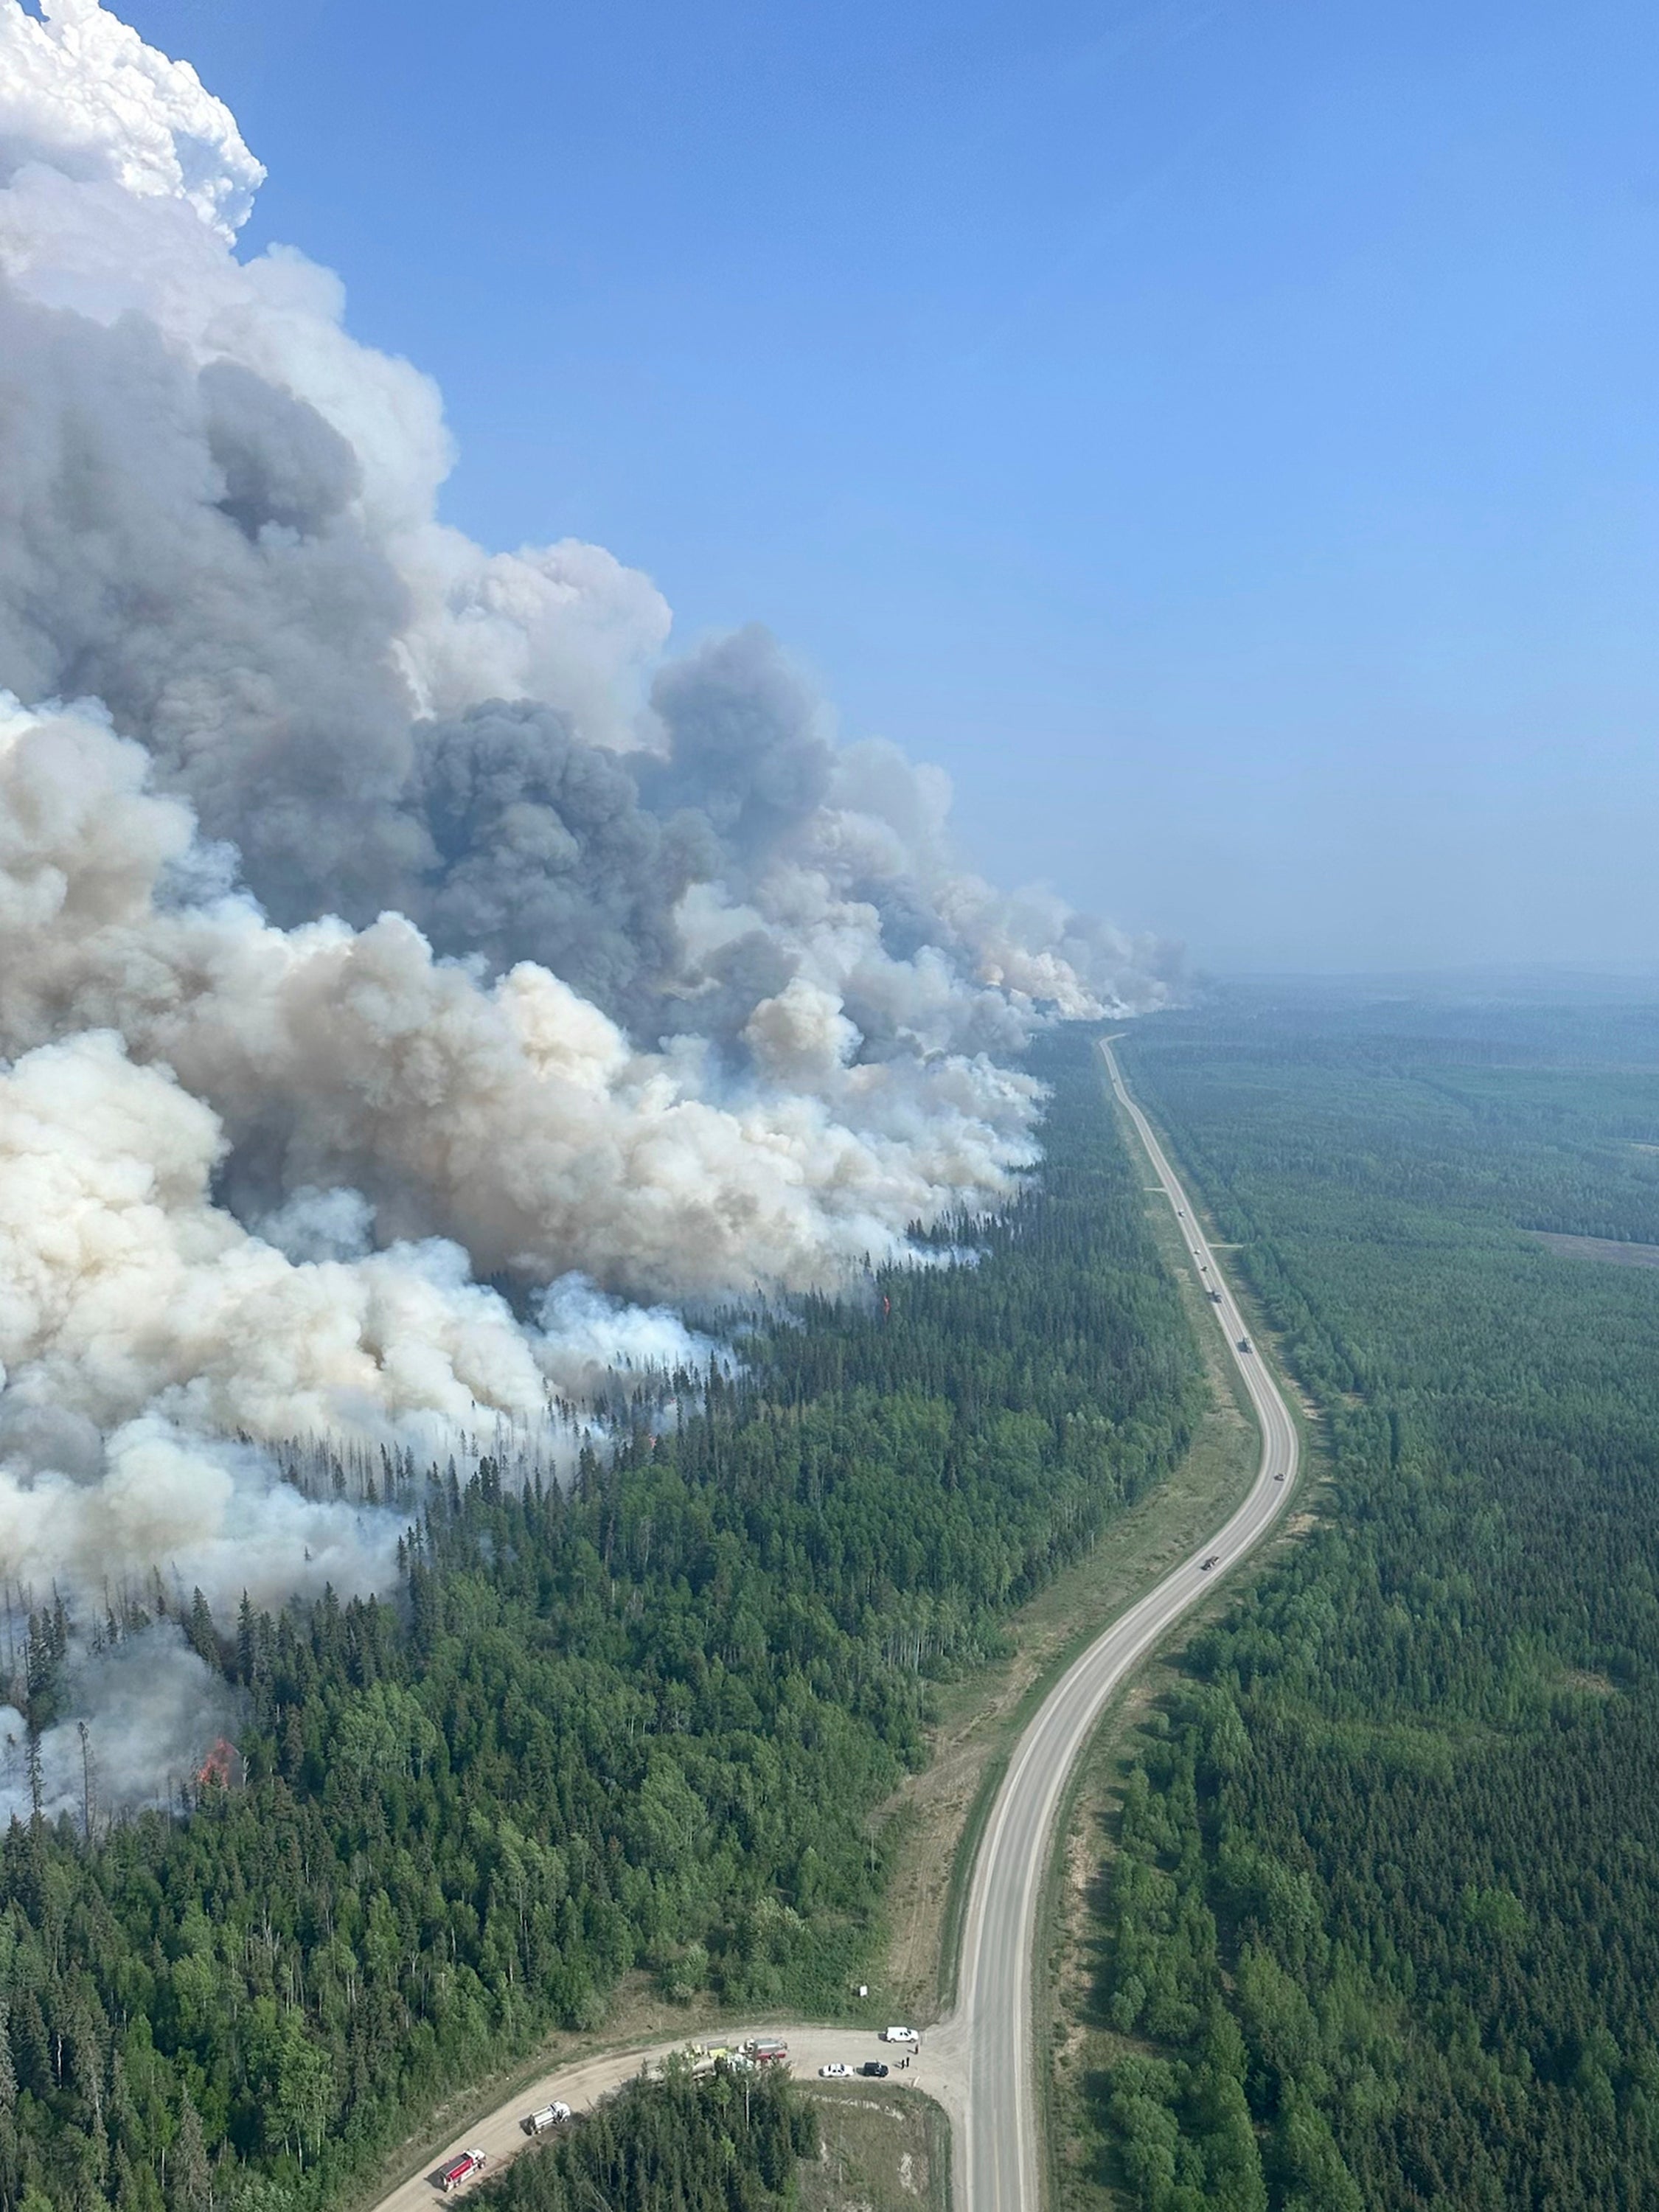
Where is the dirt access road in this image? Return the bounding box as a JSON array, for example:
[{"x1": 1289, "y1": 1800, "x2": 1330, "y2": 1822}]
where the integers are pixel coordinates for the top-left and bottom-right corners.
[
  {"x1": 370, "y1": 2027, "x2": 947, "y2": 2211},
  {"x1": 366, "y1": 1040, "x2": 1301, "y2": 2211}
]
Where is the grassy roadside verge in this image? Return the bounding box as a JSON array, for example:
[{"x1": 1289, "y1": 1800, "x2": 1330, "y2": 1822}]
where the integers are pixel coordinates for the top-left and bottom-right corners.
[
  {"x1": 878, "y1": 1054, "x2": 1265, "y2": 2023},
  {"x1": 1037, "y1": 1448, "x2": 1331, "y2": 2212},
  {"x1": 801, "y1": 2084, "x2": 953, "y2": 2211},
  {"x1": 924, "y1": 1380, "x2": 1256, "y2": 2018},
  {"x1": 355, "y1": 1045, "x2": 1258, "y2": 2211},
  {"x1": 1109, "y1": 1039, "x2": 1327, "y2": 1444},
  {"x1": 1034, "y1": 1057, "x2": 1335, "y2": 2212}
]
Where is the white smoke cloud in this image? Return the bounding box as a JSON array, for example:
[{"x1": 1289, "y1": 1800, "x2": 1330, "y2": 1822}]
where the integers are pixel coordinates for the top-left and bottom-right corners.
[
  {"x1": 0, "y1": 0, "x2": 262, "y2": 238},
  {"x1": 0, "y1": 1025, "x2": 562, "y2": 1441},
  {"x1": 0, "y1": 0, "x2": 1181, "y2": 1736},
  {"x1": 0, "y1": 1627, "x2": 243, "y2": 1827},
  {"x1": 534, "y1": 1276, "x2": 717, "y2": 1401},
  {"x1": 254, "y1": 1186, "x2": 377, "y2": 1265},
  {"x1": 1, "y1": 1422, "x2": 403, "y2": 1621},
  {"x1": 0, "y1": 696, "x2": 1044, "y2": 1301}
]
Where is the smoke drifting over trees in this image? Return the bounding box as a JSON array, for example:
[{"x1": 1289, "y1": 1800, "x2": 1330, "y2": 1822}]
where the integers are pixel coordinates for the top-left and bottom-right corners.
[{"x1": 0, "y1": 0, "x2": 1178, "y2": 1801}]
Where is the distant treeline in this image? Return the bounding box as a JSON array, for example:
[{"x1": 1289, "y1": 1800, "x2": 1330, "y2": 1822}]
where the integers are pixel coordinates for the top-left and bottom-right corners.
[
  {"x1": 0, "y1": 1025, "x2": 1203, "y2": 2212},
  {"x1": 1086, "y1": 997, "x2": 1659, "y2": 2212}
]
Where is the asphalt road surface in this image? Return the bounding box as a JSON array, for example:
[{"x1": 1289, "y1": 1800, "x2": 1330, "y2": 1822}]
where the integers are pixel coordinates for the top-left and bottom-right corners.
[
  {"x1": 950, "y1": 1039, "x2": 1301, "y2": 2211},
  {"x1": 366, "y1": 1038, "x2": 1298, "y2": 2211}
]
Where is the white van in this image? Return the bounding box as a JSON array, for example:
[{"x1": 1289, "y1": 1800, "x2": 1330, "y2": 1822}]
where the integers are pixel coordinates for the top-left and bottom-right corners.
[{"x1": 881, "y1": 2026, "x2": 919, "y2": 2045}]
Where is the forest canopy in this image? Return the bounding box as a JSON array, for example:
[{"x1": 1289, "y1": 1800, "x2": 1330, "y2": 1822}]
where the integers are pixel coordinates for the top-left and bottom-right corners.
[
  {"x1": 1087, "y1": 988, "x2": 1659, "y2": 2212},
  {"x1": 474, "y1": 2066, "x2": 816, "y2": 2212},
  {"x1": 0, "y1": 1026, "x2": 1203, "y2": 2212}
]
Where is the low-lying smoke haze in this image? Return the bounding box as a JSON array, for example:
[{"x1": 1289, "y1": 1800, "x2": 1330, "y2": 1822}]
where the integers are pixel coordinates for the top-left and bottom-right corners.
[{"x1": 0, "y1": 0, "x2": 1175, "y2": 1804}]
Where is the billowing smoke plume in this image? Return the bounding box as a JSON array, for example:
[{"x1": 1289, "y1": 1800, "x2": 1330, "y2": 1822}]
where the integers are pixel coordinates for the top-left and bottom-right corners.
[
  {"x1": 0, "y1": 0, "x2": 1179, "y2": 1798},
  {"x1": 0, "y1": 1627, "x2": 244, "y2": 1829}
]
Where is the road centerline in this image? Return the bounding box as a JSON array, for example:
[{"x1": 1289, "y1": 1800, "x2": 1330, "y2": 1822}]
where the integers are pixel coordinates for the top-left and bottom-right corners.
[{"x1": 952, "y1": 1040, "x2": 1301, "y2": 2212}]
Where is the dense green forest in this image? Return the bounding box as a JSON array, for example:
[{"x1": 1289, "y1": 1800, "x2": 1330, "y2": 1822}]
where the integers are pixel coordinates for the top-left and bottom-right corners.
[
  {"x1": 0, "y1": 1026, "x2": 1203, "y2": 2212},
  {"x1": 476, "y1": 2066, "x2": 815, "y2": 2212},
  {"x1": 1090, "y1": 987, "x2": 1659, "y2": 2212}
]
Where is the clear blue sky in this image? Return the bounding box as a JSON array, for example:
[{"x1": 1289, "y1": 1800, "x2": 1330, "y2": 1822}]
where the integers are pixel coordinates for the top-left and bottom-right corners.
[{"x1": 117, "y1": 0, "x2": 1659, "y2": 973}]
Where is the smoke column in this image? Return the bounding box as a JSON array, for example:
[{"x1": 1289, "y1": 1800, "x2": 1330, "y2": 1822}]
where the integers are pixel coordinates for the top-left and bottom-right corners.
[{"x1": 0, "y1": 0, "x2": 1180, "y2": 1804}]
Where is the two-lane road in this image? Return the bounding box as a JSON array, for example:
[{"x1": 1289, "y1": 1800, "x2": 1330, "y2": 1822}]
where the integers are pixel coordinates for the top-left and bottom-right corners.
[
  {"x1": 950, "y1": 1040, "x2": 1300, "y2": 2211},
  {"x1": 365, "y1": 1040, "x2": 1299, "y2": 2212}
]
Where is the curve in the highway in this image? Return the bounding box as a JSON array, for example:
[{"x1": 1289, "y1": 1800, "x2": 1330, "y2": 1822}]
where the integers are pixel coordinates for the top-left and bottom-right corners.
[
  {"x1": 364, "y1": 1039, "x2": 1299, "y2": 2211},
  {"x1": 950, "y1": 1039, "x2": 1301, "y2": 2212}
]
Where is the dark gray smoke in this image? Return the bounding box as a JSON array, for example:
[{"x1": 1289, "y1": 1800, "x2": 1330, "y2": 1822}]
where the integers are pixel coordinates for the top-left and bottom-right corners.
[
  {"x1": 643, "y1": 626, "x2": 836, "y2": 871},
  {"x1": 408, "y1": 699, "x2": 714, "y2": 1017},
  {"x1": 0, "y1": 279, "x2": 429, "y2": 922},
  {"x1": 0, "y1": 0, "x2": 1184, "y2": 1722}
]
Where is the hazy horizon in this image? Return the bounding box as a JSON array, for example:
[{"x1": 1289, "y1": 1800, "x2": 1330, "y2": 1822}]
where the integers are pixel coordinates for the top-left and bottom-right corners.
[
  {"x1": 1194, "y1": 961, "x2": 1659, "y2": 986},
  {"x1": 108, "y1": 0, "x2": 1659, "y2": 976},
  {"x1": 2, "y1": 13, "x2": 1658, "y2": 2202}
]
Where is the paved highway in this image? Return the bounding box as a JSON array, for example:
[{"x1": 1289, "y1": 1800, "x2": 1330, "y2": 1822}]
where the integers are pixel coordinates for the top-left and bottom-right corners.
[
  {"x1": 366, "y1": 1039, "x2": 1298, "y2": 2210},
  {"x1": 949, "y1": 1039, "x2": 1300, "y2": 2212}
]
